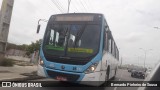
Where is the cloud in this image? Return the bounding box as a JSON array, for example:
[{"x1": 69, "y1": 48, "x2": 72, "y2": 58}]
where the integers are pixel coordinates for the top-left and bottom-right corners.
[
  {"x1": 124, "y1": 32, "x2": 144, "y2": 43},
  {"x1": 8, "y1": 0, "x2": 56, "y2": 44}
]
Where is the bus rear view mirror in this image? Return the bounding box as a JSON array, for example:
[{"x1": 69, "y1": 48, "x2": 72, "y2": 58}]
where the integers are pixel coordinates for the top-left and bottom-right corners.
[{"x1": 37, "y1": 24, "x2": 41, "y2": 34}]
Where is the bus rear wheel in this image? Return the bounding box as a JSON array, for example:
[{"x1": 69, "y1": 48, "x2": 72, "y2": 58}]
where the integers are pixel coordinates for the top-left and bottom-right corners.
[
  {"x1": 113, "y1": 68, "x2": 117, "y2": 79},
  {"x1": 105, "y1": 71, "x2": 109, "y2": 81}
]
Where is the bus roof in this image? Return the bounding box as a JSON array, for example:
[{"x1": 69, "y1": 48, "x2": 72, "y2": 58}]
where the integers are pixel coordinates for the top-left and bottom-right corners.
[
  {"x1": 50, "y1": 13, "x2": 105, "y2": 22},
  {"x1": 51, "y1": 13, "x2": 104, "y2": 16}
]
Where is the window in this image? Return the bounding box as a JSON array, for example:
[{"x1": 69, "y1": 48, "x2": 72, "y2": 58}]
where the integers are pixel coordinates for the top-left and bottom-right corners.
[
  {"x1": 103, "y1": 31, "x2": 108, "y2": 51},
  {"x1": 115, "y1": 46, "x2": 117, "y2": 58},
  {"x1": 112, "y1": 40, "x2": 115, "y2": 56},
  {"x1": 43, "y1": 24, "x2": 101, "y2": 58},
  {"x1": 108, "y1": 39, "x2": 112, "y2": 53},
  {"x1": 105, "y1": 32, "x2": 108, "y2": 51},
  {"x1": 115, "y1": 47, "x2": 119, "y2": 60},
  {"x1": 114, "y1": 43, "x2": 117, "y2": 58},
  {"x1": 117, "y1": 49, "x2": 119, "y2": 60}
]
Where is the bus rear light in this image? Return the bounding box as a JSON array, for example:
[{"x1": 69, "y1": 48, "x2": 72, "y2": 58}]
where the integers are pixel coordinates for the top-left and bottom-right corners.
[{"x1": 85, "y1": 62, "x2": 99, "y2": 74}]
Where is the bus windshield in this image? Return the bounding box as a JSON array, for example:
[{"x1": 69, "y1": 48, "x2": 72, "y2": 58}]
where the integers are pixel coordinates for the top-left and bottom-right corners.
[{"x1": 43, "y1": 23, "x2": 101, "y2": 58}]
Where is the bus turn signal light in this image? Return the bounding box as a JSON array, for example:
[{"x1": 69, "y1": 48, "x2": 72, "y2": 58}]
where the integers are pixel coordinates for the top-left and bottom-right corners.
[{"x1": 39, "y1": 57, "x2": 44, "y2": 66}]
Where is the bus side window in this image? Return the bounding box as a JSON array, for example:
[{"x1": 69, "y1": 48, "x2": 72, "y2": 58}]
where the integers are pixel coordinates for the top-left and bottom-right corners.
[
  {"x1": 108, "y1": 39, "x2": 112, "y2": 53},
  {"x1": 105, "y1": 31, "x2": 108, "y2": 51},
  {"x1": 114, "y1": 43, "x2": 116, "y2": 58},
  {"x1": 114, "y1": 45, "x2": 116, "y2": 58},
  {"x1": 112, "y1": 41, "x2": 115, "y2": 56},
  {"x1": 103, "y1": 31, "x2": 108, "y2": 51},
  {"x1": 115, "y1": 47, "x2": 118, "y2": 59},
  {"x1": 117, "y1": 49, "x2": 119, "y2": 60},
  {"x1": 116, "y1": 47, "x2": 118, "y2": 59},
  {"x1": 103, "y1": 32, "x2": 106, "y2": 50},
  {"x1": 117, "y1": 48, "x2": 119, "y2": 60},
  {"x1": 106, "y1": 28, "x2": 112, "y2": 54}
]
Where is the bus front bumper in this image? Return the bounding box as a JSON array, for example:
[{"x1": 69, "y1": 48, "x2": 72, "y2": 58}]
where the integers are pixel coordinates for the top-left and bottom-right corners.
[{"x1": 37, "y1": 65, "x2": 103, "y2": 86}]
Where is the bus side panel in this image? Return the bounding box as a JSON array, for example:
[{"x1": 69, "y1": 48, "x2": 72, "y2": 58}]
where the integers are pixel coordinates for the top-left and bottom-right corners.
[
  {"x1": 99, "y1": 52, "x2": 107, "y2": 81},
  {"x1": 108, "y1": 52, "x2": 118, "y2": 79},
  {"x1": 100, "y1": 52, "x2": 117, "y2": 81}
]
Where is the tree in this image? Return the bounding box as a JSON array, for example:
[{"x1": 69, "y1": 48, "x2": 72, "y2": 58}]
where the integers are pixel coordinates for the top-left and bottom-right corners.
[
  {"x1": 6, "y1": 40, "x2": 41, "y2": 56},
  {"x1": 26, "y1": 40, "x2": 40, "y2": 56},
  {"x1": 6, "y1": 43, "x2": 28, "y2": 51}
]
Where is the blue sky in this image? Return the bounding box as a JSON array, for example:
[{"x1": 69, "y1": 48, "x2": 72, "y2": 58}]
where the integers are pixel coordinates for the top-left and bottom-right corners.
[{"x1": 0, "y1": 0, "x2": 160, "y2": 67}]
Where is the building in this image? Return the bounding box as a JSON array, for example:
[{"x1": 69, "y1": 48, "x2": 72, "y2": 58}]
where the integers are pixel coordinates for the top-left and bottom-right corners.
[
  {"x1": 0, "y1": 0, "x2": 14, "y2": 56},
  {"x1": 6, "y1": 49, "x2": 27, "y2": 57}
]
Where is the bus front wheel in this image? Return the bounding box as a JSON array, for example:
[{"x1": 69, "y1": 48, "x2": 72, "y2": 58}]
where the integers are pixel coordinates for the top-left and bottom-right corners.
[
  {"x1": 102, "y1": 67, "x2": 110, "y2": 86},
  {"x1": 106, "y1": 67, "x2": 110, "y2": 81}
]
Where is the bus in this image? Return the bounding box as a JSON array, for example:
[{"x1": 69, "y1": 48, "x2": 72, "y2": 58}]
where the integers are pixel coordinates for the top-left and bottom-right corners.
[{"x1": 37, "y1": 13, "x2": 119, "y2": 86}]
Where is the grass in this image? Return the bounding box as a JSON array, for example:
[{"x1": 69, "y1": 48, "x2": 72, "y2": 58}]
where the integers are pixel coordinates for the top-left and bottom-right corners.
[{"x1": 0, "y1": 57, "x2": 15, "y2": 67}]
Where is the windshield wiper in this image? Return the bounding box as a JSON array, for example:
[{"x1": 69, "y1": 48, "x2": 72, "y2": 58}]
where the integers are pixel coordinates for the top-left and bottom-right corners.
[
  {"x1": 64, "y1": 26, "x2": 72, "y2": 56},
  {"x1": 74, "y1": 24, "x2": 87, "y2": 48}
]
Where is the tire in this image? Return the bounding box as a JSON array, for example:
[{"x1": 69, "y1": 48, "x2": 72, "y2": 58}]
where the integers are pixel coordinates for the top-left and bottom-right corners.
[
  {"x1": 102, "y1": 67, "x2": 110, "y2": 86},
  {"x1": 106, "y1": 67, "x2": 110, "y2": 81},
  {"x1": 112, "y1": 68, "x2": 117, "y2": 80},
  {"x1": 143, "y1": 76, "x2": 145, "y2": 79},
  {"x1": 131, "y1": 74, "x2": 134, "y2": 77}
]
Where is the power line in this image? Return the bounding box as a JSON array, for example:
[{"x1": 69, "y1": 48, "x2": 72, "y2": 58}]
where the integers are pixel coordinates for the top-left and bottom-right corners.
[
  {"x1": 67, "y1": 0, "x2": 72, "y2": 13},
  {"x1": 87, "y1": 0, "x2": 95, "y2": 11},
  {"x1": 50, "y1": 0, "x2": 64, "y2": 13},
  {"x1": 71, "y1": 0, "x2": 79, "y2": 12},
  {"x1": 79, "y1": 0, "x2": 88, "y2": 12},
  {"x1": 86, "y1": 0, "x2": 94, "y2": 12},
  {"x1": 74, "y1": 0, "x2": 84, "y2": 12},
  {"x1": 46, "y1": 0, "x2": 60, "y2": 13},
  {"x1": 83, "y1": 0, "x2": 90, "y2": 11},
  {"x1": 55, "y1": 0, "x2": 66, "y2": 12},
  {"x1": 68, "y1": 0, "x2": 79, "y2": 13},
  {"x1": 50, "y1": 0, "x2": 92, "y2": 13}
]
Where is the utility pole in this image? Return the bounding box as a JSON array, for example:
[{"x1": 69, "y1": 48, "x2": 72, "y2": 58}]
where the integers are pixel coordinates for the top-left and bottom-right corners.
[
  {"x1": 0, "y1": 0, "x2": 14, "y2": 56},
  {"x1": 135, "y1": 55, "x2": 140, "y2": 66},
  {"x1": 67, "y1": 0, "x2": 71, "y2": 13},
  {"x1": 139, "y1": 48, "x2": 152, "y2": 68}
]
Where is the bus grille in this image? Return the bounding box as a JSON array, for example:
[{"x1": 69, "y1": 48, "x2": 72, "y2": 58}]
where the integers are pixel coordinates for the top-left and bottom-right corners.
[
  {"x1": 45, "y1": 56, "x2": 89, "y2": 65},
  {"x1": 46, "y1": 70, "x2": 80, "y2": 81}
]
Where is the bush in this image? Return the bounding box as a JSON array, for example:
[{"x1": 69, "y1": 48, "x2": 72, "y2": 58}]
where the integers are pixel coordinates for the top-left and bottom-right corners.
[{"x1": 0, "y1": 57, "x2": 14, "y2": 67}]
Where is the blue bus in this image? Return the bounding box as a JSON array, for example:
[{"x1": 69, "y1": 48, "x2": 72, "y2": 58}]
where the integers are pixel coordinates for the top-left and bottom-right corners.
[{"x1": 37, "y1": 13, "x2": 119, "y2": 86}]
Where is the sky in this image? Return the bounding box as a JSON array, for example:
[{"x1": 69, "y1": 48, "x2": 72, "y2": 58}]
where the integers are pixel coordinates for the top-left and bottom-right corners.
[{"x1": 0, "y1": 0, "x2": 160, "y2": 67}]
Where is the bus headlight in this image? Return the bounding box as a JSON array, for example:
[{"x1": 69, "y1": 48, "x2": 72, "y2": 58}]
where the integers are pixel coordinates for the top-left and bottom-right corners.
[
  {"x1": 39, "y1": 57, "x2": 44, "y2": 66},
  {"x1": 85, "y1": 62, "x2": 99, "y2": 74}
]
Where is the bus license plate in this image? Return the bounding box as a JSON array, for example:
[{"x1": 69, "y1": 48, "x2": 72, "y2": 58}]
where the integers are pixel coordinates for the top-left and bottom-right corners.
[{"x1": 56, "y1": 76, "x2": 67, "y2": 81}]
